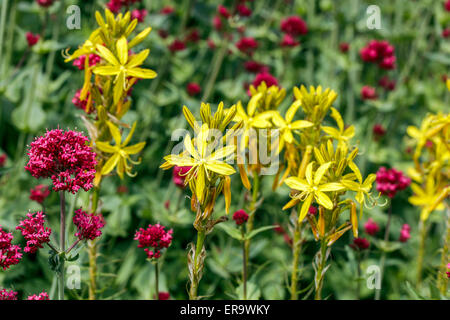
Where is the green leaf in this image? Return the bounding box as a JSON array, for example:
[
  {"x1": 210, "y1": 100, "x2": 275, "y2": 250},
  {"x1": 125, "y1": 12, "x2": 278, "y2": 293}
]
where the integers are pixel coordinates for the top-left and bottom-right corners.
[
  {"x1": 236, "y1": 282, "x2": 261, "y2": 300},
  {"x1": 245, "y1": 225, "x2": 276, "y2": 240},
  {"x1": 217, "y1": 223, "x2": 243, "y2": 241}
]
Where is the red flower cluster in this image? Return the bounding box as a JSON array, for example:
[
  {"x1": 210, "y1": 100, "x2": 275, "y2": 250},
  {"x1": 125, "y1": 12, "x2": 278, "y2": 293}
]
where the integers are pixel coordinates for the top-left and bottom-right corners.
[
  {"x1": 73, "y1": 209, "x2": 105, "y2": 241},
  {"x1": 372, "y1": 124, "x2": 386, "y2": 140},
  {"x1": 237, "y1": 4, "x2": 252, "y2": 17},
  {"x1": 185, "y1": 29, "x2": 200, "y2": 43},
  {"x1": 29, "y1": 184, "x2": 50, "y2": 204},
  {"x1": 443, "y1": 28, "x2": 450, "y2": 38},
  {"x1": 281, "y1": 34, "x2": 299, "y2": 48},
  {"x1": 378, "y1": 76, "x2": 396, "y2": 91},
  {"x1": 172, "y1": 166, "x2": 192, "y2": 188},
  {"x1": 106, "y1": 0, "x2": 142, "y2": 14},
  {"x1": 376, "y1": 167, "x2": 411, "y2": 198},
  {"x1": 0, "y1": 289, "x2": 18, "y2": 300},
  {"x1": 399, "y1": 224, "x2": 411, "y2": 242},
  {"x1": 232, "y1": 209, "x2": 249, "y2": 225},
  {"x1": 280, "y1": 16, "x2": 308, "y2": 36},
  {"x1": 360, "y1": 40, "x2": 396, "y2": 70},
  {"x1": 0, "y1": 153, "x2": 6, "y2": 167},
  {"x1": 27, "y1": 291, "x2": 50, "y2": 300},
  {"x1": 308, "y1": 206, "x2": 318, "y2": 216},
  {"x1": 134, "y1": 224, "x2": 173, "y2": 259},
  {"x1": 160, "y1": 6, "x2": 174, "y2": 15},
  {"x1": 25, "y1": 129, "x2": 97, "y2": 194},
  {"x1": 36, "y1": 0, "x2": 55, "y2": 7},
  {"x1": 72, "y1": 89, "x2": 93, "y2": 114},
  {"x1": 169, "y1": 39, "x2": 186, "y2": 52},
  {"x1": 16, "y1": 212, "x2": 51, "y2": 254},
  {"x1": 236, "y1": 37, "x2": 258, "y2": 55},
  {"x1": 252, "y1": 72, "x2": 278, "y2": 88},
  {"x1": 446, "y1": 0, "x2": 450, "y2": 11},
  {"x1": 350, "y1": 237, "x2": 370, "y2": 250},
  {"x1": 218, "y1": 5, "x2": 231, "y2": 19},
  {"x1": 72, "y1": 54, "x2": 101, "y2": 70},
  {"x1": 0, "y1": 226, "x2": 22, "y2": 270},
  {"x1": 26, "y1": 32, "x2": 40, "y2": 47},
  {"x1": 131, "y1": 9, "x2": 147, "y2": 23},
  {"x1": 447, "y1": 263, "x2": 450, "y2": 278},
  {"x1": 364, "y1": 218, "x2": 380, "y2": 235},
  {"x1": 186, "y1": 82, "x2": 201, "y2": 96},
  {"x1": 361, "y1": 85, "x2": 377, "y2": 100},
  {"x1": 244, "y1": 61, "x2": 267, "y2": 73},
  {"x1": 158, "y1": 292, "x2": 170, "y2": 300},
  {"x1": 339, "y1": 42, "x2": 350, "y2": 53}
]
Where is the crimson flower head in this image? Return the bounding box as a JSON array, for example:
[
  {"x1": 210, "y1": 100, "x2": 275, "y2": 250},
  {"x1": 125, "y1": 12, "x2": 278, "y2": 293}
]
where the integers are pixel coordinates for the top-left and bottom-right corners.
[
  {"x1": 158, "y1": 292, "x2": 170, "y2": 300},
  {"x1": 72, "y1": 54, "x2": 101, "y2": 71},
  {"x1": 158, "y1": 29, "x2": 169, "y2": 39},
  {"x1": 378, "y1": 76, "x2": 396, "y2": 91},
  {"x1": 72, "y1": 89, "x2": 93, "y2": 114},
  {"x1": 361, "y1": 85, "x2": 377, "y2": 100},
  {"x1": 160, "y1": 6, "x2": 174, "y2": 15},
  {"x1": 27, "y1": 291, "x2": 50, "y2": 300},
  {"x1": 399, "y1": 224, "x2": 411, "y2": 243},
  {"x1": 185, "y1": 29, "x2": 200, "y2": 43},
  {"x1": 339, "y1": 42, "x2": 350, "y2": 53},
  {"x1": 131, "y1": 9, "x2": 148, "y2": 23},
  {"x1": 16, "y1": 212, "x2": 51, "y2": 254},
  {"x1": 252, "y1": 72, "x2": 278, "y2": 88},
  {"x1": 281, "y1": 34, "x2": 300, "y2": 47},
  {"x1": 244, "y1": 61, "x2": 267, "y2": 73},
  {"x1": 0, "y1": 226, "x2": 22, "y2": 270},
  {"x1": 446, "y1": 0, "x2": 450, "y2": 11},
  {"x1": 443, "y1": 28, "x2": 450, "y2": 38},
  {"x1": 280, "y1": 16, "x2": 308, "y2": 36},
  {"x1": 236, "y1": 37, "x2": 258, "y2": 55},
  {"x1": 168, "y1": 39, "x2": 186, "y2": 53},
  {"x1": 360, "y1": 40, "x2": 396, "y2": 69},
  {"x1": 0, "y1": 289, "x2": 18, "y2": 300},
  {"x1": 212, "y1": 15, "x2": 223, "y2": 31},
  {"x1": 0, "y1": 154, "x2": 6, "y2": 167},
  {"x1": 233, "y1": 209, "x2": 249, "y2": 225},
  {"x1": 376, "y1": 167, "x2": 411, "y2": 198},
  {"x1": 36, "y1": 0, "x2": 55, "y2": 7},
  {"x1": 73, "y1": 209, "x2": 105, "y2": 241},
  {"x1": 218, "y1": 5, "x2": 231, "y2": 19},
  {"x1": 186, "y1": 82, "x2": 201, "y2": 96},
  {"x1": 372, "y1": 124, "x2": 386, "y2": 140},
  {"x1": 308, "y1": 206, "x2": 318, "y2": 216},
  {"x1": 446, "y1": 263, "x2": 450, "y2": 278},
  {"x1": 350, "y1": 237, "x2": 370, "y2": 251},
  {"x1": 29, "y1": 184, "x2": 50, "y2": 204},
  {"x1": 172, "y1": 166, "x2": 192, "y2": 188},
  {"x1": 237, "y1": 4, "x2": 252, "y2": 17},
  {"x1": 25, "y1": 129, "x2": 97, "y2": 194},
  {"x1": 364, "y1": 218, "x2": 379, "y2": 235},
  {"x1": 134, "y1": 224, "x2": 173, "y2": 260},
  {"x1": 106, "y1": 0, "x2": 122, "y2": 13},
  {"x1": 26, "y1": 32, "x2": 40, "y2": 47}
]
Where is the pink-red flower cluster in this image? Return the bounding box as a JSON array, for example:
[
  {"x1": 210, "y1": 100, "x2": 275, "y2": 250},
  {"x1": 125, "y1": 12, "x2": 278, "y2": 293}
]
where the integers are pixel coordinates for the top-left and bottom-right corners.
[
  {"x1": 232, "y1": 209, "x2": 249, "y2": 225},
  {"x1": 16, "y1": 212, "x2": 51, "y2": 254},
  {"x1": 29, "y1": 184, "x2": 50, "y2": 204},
  {"x1": 169, "y1": 39, "x2": 186, "y2": 53},
  {"x1": 158, "y1": 292, "x2": 170, "y2": 300},
  {"x1": 446, "y1": 0, "x2": 450, "y2": 11},
  {"x1": 372, "y1": 124, "x2": 386, "y2": 140},
  {"x1": 26, "y1": 32, "x2": 40, "y2": 47},
  {"x1": 447, "y1": 263, "x2": 450, "y2": 278},
  {"x1": 172, "y1": 166, "x2": 191, "y2": 188},
  {"x1": 252, "y1": 72, "x2": 278, "y2": 88},
  {"x1": 0, "y1": 289, "x2": 18, "y2": 300},
  {"x1": 72, "y1": 54, "x2": 101, "y2": 70},
  {"x1": 25, "y1": 129, "x2": 97, "y2": 194},
  {"x1": 339, "y1": 42, "x2": 350, "y2": 53},
  {"x1": 443, "y1": 28, "x2": 450, "y2": 38},
  {"x1": 131, "y1": 9, "x2": 147, "y2": 23},
  {"x1": 244, "y1": 61, "x2": 268, "y2": 73},
  {"x1": 280, "y1": 16, "x2": 308, "y2": 36},
  {"x1": 160, "y1": 6, "x2": 174, "y2": 15},
  {"x1": 186, "y1": 82, "x2": 201, "y2": 96},
  {"x1": 376, "y1": 167, "x2": 411, "y2": 198},
  {"x1": 361, "y1": 85, "x2": 377, "y2": 100},
  {"x1": 134, "y1": 224, "x2": 173, "y2": 259},
  {"x1": 360, "y1": 40, "x2": 396, "y2": 70},
  {"x1": 281, "y1": 34, "x2": 300, "y2": 48},
  {"x1": 185, "y1": 29, "x2": 200, "y2": 43},
  {"x1": 350, "y1": 237, "x2": 370, "y2": 250},
  {"x1": 236, "y1": 37, "x2": 258, "y2": 55},
  {"x1": 0, "y1": 226, "x2": 22, "y2": 270},
  {"x1": 237, "y1": 4, "x2": 252, "y2": 17},
  {"x1": 378, "y1": 76, "x2": 396, "y2": 91},
  {"x1": 27, "y1": 291, "x2": 50, "y2": 300},
  {"x1": 399, "y1": 224, "x2": 411, "y2": 242},
  {"x1": 36, "y1": 0, "x2": 55, "y2": 7},
  {"x1": 106, "y1": 0, "x2": 142, "y2": 14},
  {"x1": 0, "y1": 154, "x2": 6, "y2": 167},
  {"x1": 72, "y1": 90, "x2": 93, "y2": 114},
  {"x1": 73, "y1": 209, "x2": 105, "y2": 241},
  {"x1": 364, "y1": 218, "x2": 380, "y2": 235}
]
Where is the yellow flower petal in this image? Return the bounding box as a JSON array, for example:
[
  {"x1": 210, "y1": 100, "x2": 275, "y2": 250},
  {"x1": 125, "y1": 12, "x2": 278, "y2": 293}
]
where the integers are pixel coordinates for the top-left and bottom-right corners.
[
  {"x1": 101, "y1": 153, "x2": 120, "y2": 175},
  {"x1": 123, "y1": 142, "x2": 146, "y2": 155},
  {"x1": 205, "y1": 161, "x2": 236, "y2": 176},
  {"x1": 314, "y1": 191, "x2": 333, "y2": 210},
  {"x1": 284, "y1": 177, "x2": 309, "y2": 191},
  {"x1": 127, "y1": 67, "x2": 157, "y2": 79},
  {"x1": 116, "y1": 36, "x2": 128, "y2": 65},
  {"x1": 96, "y1": 44, "x2": 119, "y2": 66}
]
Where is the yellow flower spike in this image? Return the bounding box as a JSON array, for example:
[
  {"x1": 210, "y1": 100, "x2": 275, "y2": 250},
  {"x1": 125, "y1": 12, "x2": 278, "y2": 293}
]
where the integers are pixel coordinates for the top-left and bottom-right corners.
[
  {"x1": 284, "y1": 161, "x2": 345, "y2": 222},
  {"x1": 322, "y1": 108, "x2": 355, "y2": 147},
  {"x1": 350, "y1": 201, "x2": 358, "y2": 237},
  {"x1": 96, "y1": 121, "x2": 146, "y2": 179},
  {"x1": 128, "y1": 27, "x2": 152, "y2": 48},
  {"x1": 409, "y1": 175, "x2": 447, "y2": 221}
]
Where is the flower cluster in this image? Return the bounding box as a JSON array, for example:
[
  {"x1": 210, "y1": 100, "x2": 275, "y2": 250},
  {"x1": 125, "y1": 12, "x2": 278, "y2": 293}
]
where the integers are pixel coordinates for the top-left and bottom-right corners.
[
  {"x1": 27, "y1": 291, "x2": 50, "y2": 300},
  {"x1": 16, "y1": 212, "x2": 51, "y2": 254},
  {"x1": 36, "y1": 0, "x2": 55, "y2": 8},
  {"x1": 364, "y1": 218, "x2": 380, "y2": 235},
  {"x1": 399, "y1": 224, "x2": 411, "y2": 242},
  {"x1": 378, "y1": 76, "x2": 396, "y2": 91},
  {"x1": 172, "y1": 166, "x2": 192, "y2": 188},
  {"x1": 360, "y1": 40, "x2": 396, "y2": 70},
  {"x1": 0, "y1": 226, "x2": 22, "y2": 270},
  {"x1": 131, "y1": 9, "x2": 148, "y2": 23},
  {"x1": 232, "y1": 209, "x2": 249, "y2": 226},
  {"x1": 361, "y1": 85, "x2": 377, "y2": 100},
  {"x1": 280, "y1": 16, "x2": 307, "y2": 48},
  {"x1": 0, "y1": 289, "x2": 18, "y2": 300},
  {"x1": 73, "y1": 209, "x2": 105, "y2": 241},
  {"x1": 106, "y1": 0, "x2": 142, "y2": 13},
  {"x1": 350, "y1": 237, "x2": 370, "y2": 251},
  {"x1": 376, "y1": 167, "x2": 411, "y2": 198},
  {"x1": 29, "y1": 184, "x2": 50, "y2": 204},
  {"x1": 72, "y1": 90, "x2": 93, "y2": 114},
  {"x1": 134, "y1": 224, "x2": 173, "y2": 259},
  {"x1": 26, "y1": 32, "x2": 40, "y2": 47},
  {"x1": 0, "y1": 153, "x2": 6, "y2": 167},
  {"x1": 186, "y1": 82, "x2": 201, "y2": 96},
  {"x1": 72, "y1": 54, "x2": 101, "y2": 70},
  {"x1": 169, "y1": 39, "x2": 186, "y2": 53},
  {"x1": 236, "y1": 37, "x2": 258, "y2": 56},
  {"x1": 251, "y1": 72, "x2": 278, "y2": 89},
  {"x1": 25, "y1": 129, "x2": 97, "y2": 194}
]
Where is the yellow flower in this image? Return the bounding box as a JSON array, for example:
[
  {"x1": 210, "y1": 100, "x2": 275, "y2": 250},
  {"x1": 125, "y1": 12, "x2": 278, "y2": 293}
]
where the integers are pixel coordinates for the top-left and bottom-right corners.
[
  {"x1": 93, "y1": 36, "x2": 157, "y2": 104},
  {"x1": 321, "y1": 107, "x2": 354, "y2": 147},
  {"x1": 96, "y1": 121, "x2": 146, "y2": 179},
  {"x1": 161, "y1": 124, "x2": 236, "y2": 204},
  {"x1": 271, "y1": 101, "x2": 313, "y2": 153},
  {"x1": 283, "y1": 161, "x2": 345, "y2": 222},
  {"x1": 248, "y1": 81, "x2": 286, "y2": 111},
  {"x1": 409, "y1": 175, "x2": 447, "y2": 221},
  {"x1": 293, "y1": 85, "x2": 337, "y2": 122}
]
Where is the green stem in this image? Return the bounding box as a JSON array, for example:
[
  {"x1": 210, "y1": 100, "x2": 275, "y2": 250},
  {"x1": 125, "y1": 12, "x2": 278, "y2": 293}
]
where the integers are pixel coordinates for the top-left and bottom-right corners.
[
  {"x1": 189, "y1": 230, "x2": 206, "y2": 300},
  {"x1": 437, "y1": 209, "x2": 449, "y2": 294},
  {"x1": 290, "y1": 207, "x2": 303, "y2": 300},
  {"x1": 314, "y1": 239, "x2": 329, "y2": 300},
  {"x1": 242, "y1": 228, "x2": 247, "y2": 300},
  {"x1": 155, "y1": 261, "x2": 159, "y2": 300},
  {"x1": 375, "y1": 202, "x2": 392, "y2": 300},
  {"x1": 244, "y1": 174, "x2": 259, "y2": 268},
  {"x1": 88, "y1": 186, "x2": 100, "y2": 300},
  {"x1": 416, "y1": 219, "x2": 427, "y2": 288},
  {"x1": 201, "y1": 37, "x2": 228, "y2": 102},
  {"x1": 356, "y1": 251, "x2": 361, "y2": 300},
  {"x1": 0, "y1": 0, "x2": 8, "y2": 75},
  {"x1": 58, "y1": 191, "x2": 66, "y2": 301}
]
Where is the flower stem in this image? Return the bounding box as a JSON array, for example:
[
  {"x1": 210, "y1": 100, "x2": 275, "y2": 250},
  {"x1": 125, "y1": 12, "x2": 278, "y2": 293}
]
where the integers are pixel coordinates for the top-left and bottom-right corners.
[
  {"x1": 0, "y1": 0, "x2": 8, "y2": 75},
  {"x1": 189, "y1": 229, "x2": 206, "y2": 300},
  {"x1": 244, "y1": 174, "x2": 259, "y2": 270},
  {"x1": 58, "y1": 191, "x2": 66, "y2": 301},
  {"x1": 314, "y1": 239, "x2": 329, "y2": 300},
  {"x1": 201, "y1": 37, "x2": 228, "y2": 102},
  {"x1": 437, "y1": 208, "x2": 449, "y2": 294},
  {"x1": 241, "y1": 228, "x2": 247, "y2": 300},
  {"x1": 155, "y1": 261, "x2": 159, "y2": 300},
  {"x1": 290, "y1": 208, "x2": 303, "y2": 300},
  {"x1": 416, "y1": 219, "x2": 427, "y2": 288},
  {"x1": 356, "y1": 251, "x2": 361, "y2": 300},
  {"x1": 88, "y1": 186, "x2": 100, "y2": 300},
  {"x1": 375, "y1": 202, "x2": 392, "y2": 300}
]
